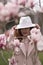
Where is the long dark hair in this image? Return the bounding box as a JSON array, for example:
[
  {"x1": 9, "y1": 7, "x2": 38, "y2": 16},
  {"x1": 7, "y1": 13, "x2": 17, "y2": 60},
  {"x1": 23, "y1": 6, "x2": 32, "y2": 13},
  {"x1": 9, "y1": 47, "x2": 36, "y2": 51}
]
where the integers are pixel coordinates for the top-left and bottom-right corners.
[{"x1": 14, "y1": 29, "x2": 23, "y2": 41}]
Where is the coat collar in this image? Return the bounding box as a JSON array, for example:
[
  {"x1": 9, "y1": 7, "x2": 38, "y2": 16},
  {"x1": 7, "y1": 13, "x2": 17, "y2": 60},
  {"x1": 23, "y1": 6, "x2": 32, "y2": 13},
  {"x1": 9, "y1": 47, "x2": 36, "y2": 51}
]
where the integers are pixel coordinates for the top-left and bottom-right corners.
[
  {"x1": 19, "y1": 38, "x2": 34, "y2": 57},
  {"x1": 28, "y1": 41, "x2": 34, "y2": 56},
  {"x1": 20, "y1": 43, "x2": 26, "y2": 56}
]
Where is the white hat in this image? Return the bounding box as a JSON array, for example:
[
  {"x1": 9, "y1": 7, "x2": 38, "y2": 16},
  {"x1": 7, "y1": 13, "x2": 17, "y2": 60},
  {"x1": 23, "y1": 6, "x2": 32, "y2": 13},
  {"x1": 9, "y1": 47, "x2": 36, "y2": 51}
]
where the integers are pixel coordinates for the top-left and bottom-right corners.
[{"x1": 16, "y1": 16, "x2": 36, "y2": 29}]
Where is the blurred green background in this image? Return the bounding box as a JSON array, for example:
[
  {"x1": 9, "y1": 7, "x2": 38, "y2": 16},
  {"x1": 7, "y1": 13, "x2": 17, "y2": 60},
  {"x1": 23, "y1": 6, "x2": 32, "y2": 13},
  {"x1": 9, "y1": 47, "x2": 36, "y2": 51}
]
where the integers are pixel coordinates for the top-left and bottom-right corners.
[
  {"x1": 0, "y1": 50, "x2": 12, "y2": 65},
  {"x1": 0, "y1": 50, "x2": 43, "y2": 65}
]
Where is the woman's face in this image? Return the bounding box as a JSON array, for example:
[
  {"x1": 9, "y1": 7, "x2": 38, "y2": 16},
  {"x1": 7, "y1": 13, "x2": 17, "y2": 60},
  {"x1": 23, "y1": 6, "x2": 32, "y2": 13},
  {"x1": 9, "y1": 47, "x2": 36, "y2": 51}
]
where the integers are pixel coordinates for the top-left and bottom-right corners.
[{"x1": 20, "y1": 28, "x2": 30, "y2": 36}]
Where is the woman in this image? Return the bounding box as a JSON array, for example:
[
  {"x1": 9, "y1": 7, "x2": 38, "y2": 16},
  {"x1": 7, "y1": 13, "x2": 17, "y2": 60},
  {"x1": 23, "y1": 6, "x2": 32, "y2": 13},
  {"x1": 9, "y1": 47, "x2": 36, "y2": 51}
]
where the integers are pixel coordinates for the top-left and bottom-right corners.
[{"x1": 9, "y1": 16, "x2": 42, "y2": 65}]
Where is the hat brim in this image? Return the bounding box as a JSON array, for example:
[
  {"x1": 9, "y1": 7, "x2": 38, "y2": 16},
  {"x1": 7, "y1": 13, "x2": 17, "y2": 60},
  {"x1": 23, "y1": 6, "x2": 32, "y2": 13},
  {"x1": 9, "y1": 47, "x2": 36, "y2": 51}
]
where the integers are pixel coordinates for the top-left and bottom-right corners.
[{"x1": 15, "y1": 24, "x2": 36, "y2": 29}]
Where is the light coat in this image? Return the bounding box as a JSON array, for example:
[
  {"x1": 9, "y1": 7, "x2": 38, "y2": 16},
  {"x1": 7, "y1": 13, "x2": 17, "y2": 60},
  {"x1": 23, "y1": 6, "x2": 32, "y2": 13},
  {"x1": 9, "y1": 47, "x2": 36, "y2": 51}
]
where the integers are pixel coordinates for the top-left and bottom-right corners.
[{"x1": 14, "y1": 36, "x2": 42, "y2": 65}]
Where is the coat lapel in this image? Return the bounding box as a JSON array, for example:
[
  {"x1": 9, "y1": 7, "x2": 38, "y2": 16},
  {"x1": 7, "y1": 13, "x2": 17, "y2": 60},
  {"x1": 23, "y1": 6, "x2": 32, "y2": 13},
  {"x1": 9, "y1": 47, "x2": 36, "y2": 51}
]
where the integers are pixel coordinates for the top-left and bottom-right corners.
[
  {"x1": 19, "y1": 43, "x2": 26, "y2": 56},
  {"x1": 19, "y1": 36, "x2": 34, "y2": 57},
  {"x1": 27, "y1": 40, "x2": 34, "y2": 56}
]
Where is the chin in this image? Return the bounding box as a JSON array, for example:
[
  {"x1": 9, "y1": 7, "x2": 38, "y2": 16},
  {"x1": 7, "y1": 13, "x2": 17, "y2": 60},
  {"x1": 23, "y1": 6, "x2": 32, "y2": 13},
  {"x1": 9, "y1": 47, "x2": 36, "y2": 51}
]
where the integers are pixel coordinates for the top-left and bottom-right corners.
[{"x1": 24, "y1": 35, "x2": 28, "y2": 37}]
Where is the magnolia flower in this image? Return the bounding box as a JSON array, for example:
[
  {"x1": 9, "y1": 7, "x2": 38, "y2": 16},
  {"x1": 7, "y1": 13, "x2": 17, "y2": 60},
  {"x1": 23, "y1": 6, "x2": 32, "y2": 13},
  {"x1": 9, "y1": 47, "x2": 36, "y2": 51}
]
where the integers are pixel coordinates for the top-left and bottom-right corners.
[
  {"x1": 0, "y1": 6, "x2": 10, "y2": 22},
  {"x1": 25, "y1": 0, "x2": 34, "y2": 8},
  {"x1": 5, "y1": 2, "x2": 12, "y2": 14},
  {"x1": 0, "y1": 9, "x2": 6, "y2": 20},
  {"x1": 10, "y1": 0, "x2": 18, "y2": 4},
  {"x1": 14, "y1": 46, "x2": 21, "y2": 56},
  {"x1": 36, "y1": 35, "x2": 43, "y2": 51},
  {"x1": 11, "y1": 4, "x2": 19, "y2": 17},
  {"x1": 0, "y1": 34, "x2": 6, "y2": 49},
  {"x1": 13, "y1": 39, "x2": 20, "y2": 47},
  {"x1": 0, "y1": 15, "x2": 5, "y2": 22},
  {"x1": 5, "y1": 2, "x2": 13, "y2": 15},
  {"x1": 37, "y1": 40, "x2": 43, "y2": 51},
  {"x1": 8, "y1": 55, "x2": 17, "y2": 65},
  {"x1": 18, "y1": 0, "x2": 26, "y2": 6},
  {"x1": 0, "y1": 2, "x2": 19, "y2": 21},
  {"x1": 6, "y1": 37, "x2": 20, "y2": 50},
  {"x1": 30, "y1": 28, "x2": 42, "y2": 42},
  {"x1": 0, "y1": 2, "x2": 4, "y2": 10},
  {"x1": 5, "y1": 2, "x2": 19, "y2": 17}
]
